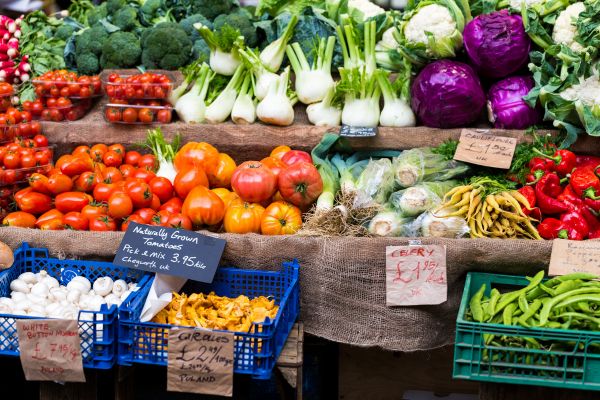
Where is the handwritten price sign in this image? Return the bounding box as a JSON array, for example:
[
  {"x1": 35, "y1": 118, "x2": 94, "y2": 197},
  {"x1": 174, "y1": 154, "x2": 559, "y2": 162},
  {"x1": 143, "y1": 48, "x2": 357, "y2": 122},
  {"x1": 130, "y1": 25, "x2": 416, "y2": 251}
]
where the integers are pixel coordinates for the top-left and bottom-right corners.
[
  {"x1": 386, "y1": 245, "x2": 447, "y2": 306},
  {"x1": 549, "y1": 239, "x2": 600, "y2": 276},
  {"x1": 16, "y1": 319, "x2": 85, "y2": 382},
  {"x1": 167, "y1": 328, "x2": 234, "y2": 397},
  {"x1": 453, "y1": 129, "x2": 517, "y2": 169}
]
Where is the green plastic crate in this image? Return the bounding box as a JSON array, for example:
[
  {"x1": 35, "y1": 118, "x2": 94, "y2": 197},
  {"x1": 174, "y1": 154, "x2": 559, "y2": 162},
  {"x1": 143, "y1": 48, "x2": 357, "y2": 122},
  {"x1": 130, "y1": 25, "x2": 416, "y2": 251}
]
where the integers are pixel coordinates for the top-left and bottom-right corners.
[{"x1": 453, "y1": 272, "x2": 600, "y2": 391}]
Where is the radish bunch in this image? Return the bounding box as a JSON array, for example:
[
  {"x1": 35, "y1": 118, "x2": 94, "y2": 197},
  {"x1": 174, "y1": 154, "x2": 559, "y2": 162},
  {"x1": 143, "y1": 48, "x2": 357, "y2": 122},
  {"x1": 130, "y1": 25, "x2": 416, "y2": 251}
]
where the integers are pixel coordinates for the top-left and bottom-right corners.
[{"x1": 0, "y1": 15, "x2": 30, "y2": 86}]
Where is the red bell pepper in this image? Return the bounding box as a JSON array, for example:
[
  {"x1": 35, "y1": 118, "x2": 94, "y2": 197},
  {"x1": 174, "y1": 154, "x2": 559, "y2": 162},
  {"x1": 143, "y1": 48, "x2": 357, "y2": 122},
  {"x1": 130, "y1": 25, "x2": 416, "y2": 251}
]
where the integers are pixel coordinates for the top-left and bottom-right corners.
[
  {"x1": 537, "y1": 218, "x2": 564, "y2": 240},
  {"x1": 534, "y1": 149, "x2": 576, "y2": 176},
  {"x1": 535, "y1": 173, "x2": 568, "y2": 215},
  {"x1": 589, "y1": 230, "x2": 600, "y2": 239},
  {"x1": 556, "y1": 185, "x2": 600, "y2": 231},
  {"x1": 560, "y1": 210, "x2": 589, "y2": 240},
  {"x1": 570, "y1": 166, "x2": 600, "y2": 198},
  {"x1": 576, "y1": 155, "x2": 600, "y2": 169},
  {"x1": 517, "y1": 185, "x2": 541, "y2": 219},
  {"x1": 528, "y1": 156, "x2": 555, "y2": 173}
]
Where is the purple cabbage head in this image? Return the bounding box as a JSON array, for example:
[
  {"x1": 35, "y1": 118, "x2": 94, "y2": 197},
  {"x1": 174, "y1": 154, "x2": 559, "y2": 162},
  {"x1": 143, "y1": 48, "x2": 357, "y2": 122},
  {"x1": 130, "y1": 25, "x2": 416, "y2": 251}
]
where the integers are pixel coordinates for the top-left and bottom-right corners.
[
  {"x1": 463, "y1": 10, "x2": 531, "y2": 79},
  {"x1": 487, "y1": 75, "x2": 541, "y2": 129},
  {"x1": 411, "y1": 60, "x2": 486, "y2": 128}
]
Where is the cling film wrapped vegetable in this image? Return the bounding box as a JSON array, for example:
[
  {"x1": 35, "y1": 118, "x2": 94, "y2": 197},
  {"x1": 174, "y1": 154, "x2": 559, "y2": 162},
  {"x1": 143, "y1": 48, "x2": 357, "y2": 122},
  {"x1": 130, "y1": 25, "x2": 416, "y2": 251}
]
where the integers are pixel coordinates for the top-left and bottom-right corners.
[
  {"x1": 393, "y1": 148, "x2": 470, "y2": 188},
  {"x1": 353, "y1": 158, "x2": 396, "y2": 208},
  {"x1": 368, "y1": 209, "x2": 414, "y2": 236},
  {"x1": 389, "y1": 180, "x2": 459, "y2": 217},
  {"x1": 415, "y1": 210, "x2": 470, "y2": 238}
]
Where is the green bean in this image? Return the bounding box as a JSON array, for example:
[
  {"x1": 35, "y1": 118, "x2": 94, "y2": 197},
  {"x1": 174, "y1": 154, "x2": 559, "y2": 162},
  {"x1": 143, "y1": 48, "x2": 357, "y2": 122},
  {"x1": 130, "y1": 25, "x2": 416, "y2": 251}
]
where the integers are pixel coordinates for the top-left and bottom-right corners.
[
  {"x1": 496, "y1": 271, "x2": 544, "y2": 314},
  {"x1": 523, "y1": 337, "x2": 541, "y2": 349},
  {"x1": 518, "y1": 299, "x2": 542, "y2": 326},
  {"x1": 539, "y1": 283, "x2": 556, "y2": 297},
  {"x1": 576, "y1": 301, "x2": 592, "y2": 313},
  {"x1": 554, "y1": 294, "x2": 600, "y2": 310},
  {"x1": 503, "y1": 303, "x2": 517, "y2": 326},
  {"x1": 539, "y1": 288, "x2": 600, "y2": 325},
  {"x1": 486, "y1": 289, "x2": 500, "y2": 322},
  {"x1": 470, "y1": 284, "x2": 486, "y2": 322},
  {"x1": 554, "y1": 280, "x2": 583, "y2": 295},
  {"x1": 545, "y1": 273, "x2": 599, "y2": 287}
]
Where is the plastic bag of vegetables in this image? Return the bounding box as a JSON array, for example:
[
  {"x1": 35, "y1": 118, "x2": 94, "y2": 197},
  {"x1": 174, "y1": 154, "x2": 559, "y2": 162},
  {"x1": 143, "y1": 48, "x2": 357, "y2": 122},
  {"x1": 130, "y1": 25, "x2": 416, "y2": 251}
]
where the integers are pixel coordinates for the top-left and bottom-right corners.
[
  {"x1": 353, "y1": 158, "x2": 396, "y2": 208},
  {"x1": 389, "y1": 181, "x2": 458, "y2": 217},
  {"x1": 413, "y1": 211, "x2": 470, "y2": 238},
  {"x1": 393, "y1": 148, "x2": 470, "y2": 188},
  {"x1": 368, "y1": 208, "x2": 415, "y2": 237}
]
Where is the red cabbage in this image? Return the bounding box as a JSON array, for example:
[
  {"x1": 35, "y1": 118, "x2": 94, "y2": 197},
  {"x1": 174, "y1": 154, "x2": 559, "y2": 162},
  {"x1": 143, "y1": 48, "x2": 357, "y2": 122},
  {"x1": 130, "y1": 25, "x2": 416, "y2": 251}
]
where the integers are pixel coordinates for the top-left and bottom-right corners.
[
  {"x1": 463, "y1": 10, "x2": 531, "y2": 79},
  {"x1": 487, "y1": 76, "x2": 541, "y2": 129},
  {"x1": 411, "y1": 60, "x2": 486, "y2": 128}
]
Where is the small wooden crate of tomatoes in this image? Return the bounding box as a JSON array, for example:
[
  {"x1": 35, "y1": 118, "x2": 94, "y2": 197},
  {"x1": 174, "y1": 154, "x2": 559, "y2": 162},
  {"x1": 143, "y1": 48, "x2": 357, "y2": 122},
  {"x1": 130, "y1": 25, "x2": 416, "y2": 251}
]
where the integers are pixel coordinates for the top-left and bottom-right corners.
[
  {"x1": 0, "y1": 107, "x2": 43, "y2": 142},
  {"x1": 103, "y1": 72, "x2": 173, "y2": 124},
  {"x1": 30, "y1": 70, "x2": 101, "y2": 121}
]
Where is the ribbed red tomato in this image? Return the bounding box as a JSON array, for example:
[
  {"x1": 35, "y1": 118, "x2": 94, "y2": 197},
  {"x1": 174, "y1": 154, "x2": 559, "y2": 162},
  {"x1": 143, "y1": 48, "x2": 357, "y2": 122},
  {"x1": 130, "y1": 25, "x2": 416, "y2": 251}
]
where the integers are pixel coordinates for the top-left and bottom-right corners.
[{"x1": 230, "y1": 161, "x2": 277, "y2": 203}]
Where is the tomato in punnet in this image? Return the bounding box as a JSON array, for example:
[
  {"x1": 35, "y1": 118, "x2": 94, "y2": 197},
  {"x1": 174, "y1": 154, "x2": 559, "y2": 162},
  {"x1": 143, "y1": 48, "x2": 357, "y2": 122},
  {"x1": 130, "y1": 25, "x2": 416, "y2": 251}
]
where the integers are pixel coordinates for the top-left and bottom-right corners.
[
  {"x1": 260, "y1": 201, "x2": 303, "y2": 235},
  {"x1": 3, "y1": 211, "x2": 37, "y2": 228},
  {"x1": 270, "y1": 145, "x2": 291, "y2": 160},
  {"x1": 174, "y1": 167, "x2": 209, "y2": 199},
  {"x1": 260, "y1": 156, "x2": 287, "y2": 179},
  {"x1": 108, "y1": 192, "x2": 133, "y2": 219},
  {"x1": 121, "y1": 214, "x2": 145, "y2": 231},
  {"x1": 208, "y1": 153, "x2": 236, "y2": 188},
  {"x1": 122, "y1": 108, "x2": 137, "y2": 123},
  {"x1": 33, "y1": 134, "x2": 48, "y2": 147},
  {"x1": 138, "y1": 108, "x2": 154, "y2": 123},
  {"x1": 167, "y1": 213, "x2": 192, "y2": 230},
  {"x1": 63, "y1": 211, "x2": 89, "y2": 230},
  {"x1": 159, "y1": 197, "x2": 182, "y2": 214},
  {"x1": 134, "y1": 208, "x2": 156, "y2": 223},
  {"x1": 230, "y1": 161, "x2": 277, "y2": 203},
  {"x1": 81, "y1": 203, "x2": 107, "y2": 221},
  {"x1": 103, "y1": 150, "x2": 123, "y2": 167},
  {"x1": 93, "y1": 182, "x2": 117, "y2": 203},
  {"x1": 105, "y1": 107, "x2": 121, "y2": 122},
  {"x1": 211, "y1": 188, "x2": 239, "y2": 209},
  {"x1": 16, "y1": 191, "x2": 52, "y2": 215},
  {"x1": 137, "y1": 154, "x2": 157, "y2": 171},
  {"x1": 47, "y1": 173, "x2": 74, "y2": 195},
  {"x1": 127, "y1": 181, "x2": 153, "y2": 209},
  {"x1": 182, "y1": 186, "x2": 225, "y2": 226},
  {"x1": 35, "y1": 209, "x2": 64, "y2": 228},
  {"x1": 3, "y1": 152, "x2": 19, "y2": 169},
  {"x1": 223, "y1": 200, "x2": 265, "y2": 234},
  {"x1": 281, "y1": 150, "x2": 312, "y2": 166},
  {"x1": 89, "y1": 215, "x2": 117, "y2": 231},
  {"x1": 157, "y1": 109, "x2": 172, "y2": 124},
  {"x1": 149, "y1": 177, "x2": 173, "y2": 203},
  {"x1": 55, "y1": 192, "x2": 92, "y2": 213},
  {"x1": 278, "y1": 162, "x2": 323, "y2": 208},
  {"x1": 28, "y1": 173, "x2": 51, "y2": 194},
  {"x1": 20, "y1": 153, "x2": 36, "y2": 168},
  {"x1": 125, "y1": 151, "x2": 142, "y2": 166},
  {"x1": 174, "y1": 142, "x2": 219, "y2": 174}
]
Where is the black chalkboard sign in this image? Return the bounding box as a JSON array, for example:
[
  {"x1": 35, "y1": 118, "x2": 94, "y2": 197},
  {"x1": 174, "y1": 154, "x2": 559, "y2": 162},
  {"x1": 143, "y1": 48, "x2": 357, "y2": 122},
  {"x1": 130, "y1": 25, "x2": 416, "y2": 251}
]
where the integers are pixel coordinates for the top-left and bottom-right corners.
[
  {"x1": 340, "y1": 125, "x2": 378, "y2": 137},
  {"x1": 113, "y1": 222, "x2": 226, "y2": 283}
]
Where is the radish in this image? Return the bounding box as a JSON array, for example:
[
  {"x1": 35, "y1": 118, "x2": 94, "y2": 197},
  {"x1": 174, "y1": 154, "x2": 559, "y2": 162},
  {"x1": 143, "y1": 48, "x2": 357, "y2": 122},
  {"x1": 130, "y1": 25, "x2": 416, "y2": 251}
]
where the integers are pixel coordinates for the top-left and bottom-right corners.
[
  {"x1": 0, "y1": 42, "x2": 18, "y2": 59},
  {"x1": 0, "y1": 61, "x2": 15, "y2": 69},
  {"x1": 0, "y1": 67, "x2": 16, "y2": 79}
]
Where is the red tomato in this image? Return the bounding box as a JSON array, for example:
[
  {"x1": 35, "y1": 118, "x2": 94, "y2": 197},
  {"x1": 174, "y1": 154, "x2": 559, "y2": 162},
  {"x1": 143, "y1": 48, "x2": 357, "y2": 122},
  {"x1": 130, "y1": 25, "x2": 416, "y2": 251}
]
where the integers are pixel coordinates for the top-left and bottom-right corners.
[
  {"x1": 108, "y1": 192, "x2": 133, "y2": 219},
  {"x1": 127, "y1": 181, "x2": 153, "y2": 209},
  {"x1": 157, "y1": 109, "x2": 172, "y2": 124},
  {"x1": 137, "y1": 154, "x2": 157, "y2": 171},
  {"x1": 20, "y1": 153, "x2": 36, "y2": 168},
  {"x1": 138, "y1": 108, "x2": 154, "y2": 123},
  {"x1": 151, "y1": 210, "x2": 171, "y2": 227},
  {"x1": 150, "y1": 194, "x2": 161, "y2": 210},
  {"x1": 74, "y1": 172, "x2": 98, "y2": 192},
  {"x1": 15, "y1": 191, "x2": 52, "y2": 215},
  {"x1": 105, "y1": 107, "x2": 122, "y2": 122},
  {"x1": 174, "y1": 167, "x2": 209, "y2": 199},
  {"x1": 93, "y1": 182, "x2": 117, "y2": 203},
  {"x1": 281, "y1": 150, "x2": 312, "y2": 166},
  {"x1": 122, "y1": 108, "x2": 138, "y2": 123},
  {"x1": 3, "y1": 211, "x2": 37, "y2": 228},
  {"x1": 109, "y1": 144, "x2": 126, "y2": 155},
  {"x1": 125, "y1": 151, "x2": 142, "y2": 166},
  {"x1": 58, "y1": 155, "x2": 93, "y2": 177},
  {"x1": 89, "y1": 215, "x2": 117, "y2": 231},
  {"x1": 35, "y1": 209, "x2": 64, "y2": 228},
  {"x1": 103, "y1": 166, "x2": 123, "y2": 183},
  {"x1": 63, "y1": 211, "x2": 89, "y2": 230},
  {"x1": 103, "y1": 150, "x2": 123, "y2": 167},
  {"x1": 28, "y1": 173, "x2": 51, "y2": 194},
  {"x1": 167, "y1": 213, "x2": 192, "y2": 230},
  {"x1": 119, "y1": 164, "x2": 136, "y2": 179},
  {"x1": 159, "y1": 197, "x2": 183, "y2": 214},
  {"x1": 134, "y1": 207, "x2": 156, "y2": 224},
  {"x1": 90, "y1": 143, "x2": 108, "y2": 162},
  {"x1": 72, "y1": 145, "x2": 90, "y2": 158},
  {"x1": 33, "y1": 135, "x2": 49, "y2": 147},
  {"x1": 3, "y1": 152, "x2": 19, "y2": 169},
  {"x1": 121, "y1": 214, "x2": 145, "y2": 231},
  {"x1": 132, "y1": 168, "x2": 156, "y2": 183},
  {"x1": 149, "y1": 177, "x2": 174, "y2": 203},
  {"x1": 181, "y1": 186, "x2": 225, "y2": 226},
  {"x1": 230, "y1": 161, "x2": 277, "y2": 203},
  {"x1": 47, "y1": 173, "x2": 74, "y2": 195},
  {"x1": 81, "y1": 203, "x2": 108, "y2": 221},
  {"x1": 278, "y1": 162, "x2": 323, "y2": 208},
  {"x1": 55, "y1": 191, "x2": 92, "y2": 213}
]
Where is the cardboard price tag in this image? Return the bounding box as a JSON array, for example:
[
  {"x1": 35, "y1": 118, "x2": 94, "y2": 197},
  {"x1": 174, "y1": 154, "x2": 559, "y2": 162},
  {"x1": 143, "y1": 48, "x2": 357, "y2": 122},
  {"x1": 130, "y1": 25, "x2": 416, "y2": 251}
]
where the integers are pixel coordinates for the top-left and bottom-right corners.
[
  {"x1": 549, "y1": 239, "x2": 600, "y2": 276},
  {"x1": 453, "y1": 129, "x2": 517, "y2": 169},
  {"x1": 167, "y1": 328, "x2": 234, "y2": 397},
  {"x1": 386, "y1": 245, "x2": 447, "y2": 306},
  {"x1": 16, "y1": 319, "x2": 85, "y2": 382},
  {"x1": 113, "y1": 222, "x2": 226, "y2": 283}
]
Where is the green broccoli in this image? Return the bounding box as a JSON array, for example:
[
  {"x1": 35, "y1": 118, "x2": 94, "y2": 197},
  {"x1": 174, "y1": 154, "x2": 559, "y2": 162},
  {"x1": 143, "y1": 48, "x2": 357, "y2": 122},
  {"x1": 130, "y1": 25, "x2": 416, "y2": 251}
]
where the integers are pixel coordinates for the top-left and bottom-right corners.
[
  {"x1": 192, "y1": 38, "x2": 211, "y2": 61},
  {"x1": 76, "y1": 52, "x2": 100, "y2": 75},
  {"x1": 213, "y1": 12, "x2": 258, "y2": 47},
  {"x1": 55, "y1": 24, "x2": 76, "y2": 41},
  {"x1": 112, "y1": 6, "x2": 139, "y2": 31},
  {"x1": 106, "y1": 0, "x2": 126, "y2": 15},
  {"x1": 139, "y1": 0, "x2": 174, "y2": 26},
  {"x1": 191, "y1": 0, "x2": 237, "y2": 21},
  {"x1": 179, "y1": 14, "x2": 213, "y2": 43},
  {"x1": 101, "y1": 31, "x2": 141, "y2": 68},
  {"x1": 141, "y1": 23, "x2": 192, "y2": 70},
  {"x1": 75, "y1": 25, "x2": 109, "y2": 56},
  {"x1": 84, "y1": 2, "x2": 107, "y2": 26}
]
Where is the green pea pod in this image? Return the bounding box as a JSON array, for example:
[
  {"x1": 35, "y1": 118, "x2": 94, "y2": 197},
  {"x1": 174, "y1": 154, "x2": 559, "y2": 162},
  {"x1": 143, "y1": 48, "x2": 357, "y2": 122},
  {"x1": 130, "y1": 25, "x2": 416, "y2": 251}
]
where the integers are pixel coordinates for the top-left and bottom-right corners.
[
  {"x1": 538, "y1": 283, "x2": 556, "y2": 297},
  {"x1": 545, "y1": 273, "x2": 599, "y2": 287},
  {"x1": 496, "y1": 271, "x2": 544, "y2": 314},
  {"x1": 503, "y1": 303, "x2": 517, "y2": 326},
  {"x1": 486, "y1": 289, "x2": 500, "y2": 322},
  {"x1": 554, "y1": 294, "x2": 600, "y2": 310},
  {"x1": 470, "y1": 284, "x2": 486, "y2": 322},
  {"x1": 517, "y1": 299, "x2": 542, "y2": 326},
  {"x1": 539, "y1": 288, "x2": 600, "y2": 325},
  {"x1": 554, "y1": 279, "x2": 583, "y2": 295},
  {"x1": 518, "y1": 292, "x2": 529, "y2": 313}
]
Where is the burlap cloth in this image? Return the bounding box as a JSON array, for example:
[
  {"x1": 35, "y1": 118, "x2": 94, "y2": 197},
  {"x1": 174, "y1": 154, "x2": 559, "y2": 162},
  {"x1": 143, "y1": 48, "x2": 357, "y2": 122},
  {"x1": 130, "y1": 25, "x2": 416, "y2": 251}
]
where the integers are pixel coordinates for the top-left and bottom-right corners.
[{"x1": 0, "y1": 227, "x2": 552, "y2": 351}]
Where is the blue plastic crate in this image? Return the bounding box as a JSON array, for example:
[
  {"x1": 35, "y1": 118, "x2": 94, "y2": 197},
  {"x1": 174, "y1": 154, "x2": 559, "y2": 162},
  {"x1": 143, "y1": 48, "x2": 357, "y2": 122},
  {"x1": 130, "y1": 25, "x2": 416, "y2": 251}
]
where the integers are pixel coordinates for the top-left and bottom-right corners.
[
  {"x1": 118, "y1": 260, "x2": 300, "y2": 379},
  {"x1": 0, "y1": 243, "x2": 151, "y2": 369}
]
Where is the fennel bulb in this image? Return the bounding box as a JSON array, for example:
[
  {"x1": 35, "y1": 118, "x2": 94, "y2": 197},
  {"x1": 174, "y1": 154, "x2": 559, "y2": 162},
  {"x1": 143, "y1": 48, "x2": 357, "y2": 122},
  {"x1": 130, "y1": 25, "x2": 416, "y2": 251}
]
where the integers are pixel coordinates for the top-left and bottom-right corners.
[
  {"x1": 232, "y1": 73, "x2": 256, "y2": 125},
  {"x1": 256, "y1": 67, "x2": 295, "y2": 126},
  {"x1": 239, "y1": 48, "x2": 280, "y2": 101},
  {"x1": 145, "y1": 128, "x2": 180, "y2": 184},
  {"x1": 338, "y1": 67, "x2": 381, "y2": 127},
  {"x1": 342, "y1": 98, "x2": 380, "y2": 127},
  {"x1": 260, "y1": 15, "x2": 298, "y2": 72},
  {"x1": 168, "y1": 61, "x2": 200, "y2": 106},
  {"x1": 307, "y1": 85, "x2": 341, "y2": 126},
  {"x1": 195, "y1": 23, "x2": 245, "y2": 77},
  {"x1": 337, "y1": 18, "x2": 377, "y2": 75},
  {"x1": 210, "y1": 49, "x2": 241, "y2": 76},
  {"x1": 175, "y1": 63, "x2": 213, "y2": 123},
  {"x1": 286, "y1": 37, "x2": 336, "y2": 104},
  {"x1": 205, "y1": 66, "x2": 246, "y2": 123},
  {"x1": 376, "y1": 70, "x2": 416, "y2": 127}
]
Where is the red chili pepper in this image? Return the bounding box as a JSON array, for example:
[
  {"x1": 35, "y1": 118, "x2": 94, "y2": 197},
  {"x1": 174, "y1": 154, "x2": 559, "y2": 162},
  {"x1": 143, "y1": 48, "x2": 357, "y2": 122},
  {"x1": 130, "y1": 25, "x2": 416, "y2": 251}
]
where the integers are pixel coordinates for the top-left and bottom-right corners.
[
  {"x1": 581, "y1": 206, "x2": 600, "y2": 231},
  {"x1": 537, "y1": 218, "x2": 564, "y2": 240},
  {"x1": 535, "y1": 173, "x2": 568, "y2": 215},
  {"x1": 557, "y1": 184, "x2": 585, "y2": 208},
  {"x1": 560, "y1": 210, "x2": 589, "y2": 240},
  {"x1": 570, "y1": 166, "x2": 600, "y2": 198},
  {"x1": 576, "y1": 155, "x2": 600, "y2": 169}
]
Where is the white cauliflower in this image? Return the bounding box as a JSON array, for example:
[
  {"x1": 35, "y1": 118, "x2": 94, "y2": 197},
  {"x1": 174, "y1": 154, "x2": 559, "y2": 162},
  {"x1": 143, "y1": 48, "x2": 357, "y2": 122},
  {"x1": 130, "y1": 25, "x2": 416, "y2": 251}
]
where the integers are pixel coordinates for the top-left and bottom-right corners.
[
  {"x1": 560, "y1": 74, "x2": 600, "y2": 106},
  {"x1": 552, "y1": 2, "x2": 586, "y2": 53},
  {"x1": 404, "y1": 4, "x2": 457, "y2": 47},
  {"x1": 508, "y1": 0, "x2": 543, "y2": 10},
  {"x1": 348, "y1": 0, "x2": 386, "y2": 20},
  {"x1": 376, "y1": 27, "x2": 399, "y2": 51}
]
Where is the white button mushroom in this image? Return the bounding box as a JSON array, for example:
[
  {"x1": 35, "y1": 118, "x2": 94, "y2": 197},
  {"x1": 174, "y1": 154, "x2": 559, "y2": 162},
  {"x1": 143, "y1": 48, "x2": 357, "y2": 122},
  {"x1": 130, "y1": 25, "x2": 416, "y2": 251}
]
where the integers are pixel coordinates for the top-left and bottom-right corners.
[
  {"x1": 18, "y1": 272, "x2": 37, "y2": 284},
  {"x1": 10, "y1": 279, "x2": 29, "y2": 294},
  {"x1": 112, "y1": 279, "x2": 128, "y2": 296},
  {"x1": 30, "y1": 282, "x2": 49, "y2": 297}
]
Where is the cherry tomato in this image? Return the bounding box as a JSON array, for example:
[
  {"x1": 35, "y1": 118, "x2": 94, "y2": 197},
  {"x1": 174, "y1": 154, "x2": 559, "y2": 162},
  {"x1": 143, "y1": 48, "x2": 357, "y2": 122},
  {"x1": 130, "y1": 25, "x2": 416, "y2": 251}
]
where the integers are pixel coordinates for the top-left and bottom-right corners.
[
  {"x1": 137, "y1": 154, "x2": 157, "y2": 171},
  {"x1": 105, "y1": 107, "x2": 121, "y2": 122},
  {"x1": 138, "y1": 108, "x2": 154, "y2": 123},
  {"x1": 3, "y1": 151, "x2": 19, "y2": 169},
  {"x1": 102, "y1": 166, "x2": 123, "y2": 183},
  {"x1": 33, "y1": 135, "x2": 48, "y2": 148},
  {"x1": 119, "y1": 164, "x2": 136, "y2": 179},
  {"x1": 108, "y1": 192, "x2": 133, "y2": 219},
  {"x1": 73, "y1": 171, "x2": 97, "y2": 192},
  {"x1": 149, "y1": 177, "x2": 174, "y2": 203},
  {"x1": 93, "y1": 182, "x2": 117, "y2": 203},
  {"x1": 127, "y1": 181, "x2": 153, "y2": 209},
  {"x1": 122, "y1": 108, "x2": 138, "y2": 123},
  {"x1": 167, "y1": 213, "x2": 192, "y2": 230},
  {"x1": 109, "y1": 144, "x2": 126, "y2": 155},
  {"x1": 81, "y1": 202, "x2": 108, "y2": 221},
  {"x1": 159, "y1": 197, "x2": 183, "y2": 214},
  {"x1": 134, "y1": 207, "x2": 156, "y2": 224},
  {"x1": 132, "y1": 168, "x2": 156, "y2": 183},
  {"x1": 156, "y1": 109, "x2": 172, "y2": 124},
  {"x1": 124, "y1": 151, "x2": 142, "y2": 166},
  {"x1": 28, "y1": 173, "x2": 51, "y2": 194}
]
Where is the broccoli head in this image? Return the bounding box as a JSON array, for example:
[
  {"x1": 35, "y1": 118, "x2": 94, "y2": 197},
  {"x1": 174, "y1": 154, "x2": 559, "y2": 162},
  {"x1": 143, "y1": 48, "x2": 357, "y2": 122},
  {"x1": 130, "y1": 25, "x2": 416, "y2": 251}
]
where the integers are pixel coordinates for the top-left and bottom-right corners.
[
  {"x1": 76, "y1": 52, "x2": 100, "y2": 75},
  {"x1": 179, "y1": 14, "x2": 213, "y2": 43},
  {"x1": 191, "y1": 0, "x2": 237, "y2": 21},
  {"x1": 75, "y1": 25, "x2": 109, "y2": 56},
  {"x1": 101, "y1": 31, "x2": 141, "y2": 68},
  {"x1": 213, "y1": 12, "x2": 258, "y2": 47},
  {"x1": 141, "y1": 23, "x2": 192, "y2": 70},
  {"x1": 106, "y1": 0, "x2": 126, "y2": 15},
  {"x1": 192, "y1": 38, "x2": 210, "y2": 61},
  {"x1": 112, "y1": 6, "x2": 139, "y2": 31},
  {"x1": 55, "y1": 24, "x2": 76, "y2": 41},
  {"x1": 86, "y1": 2, "x2": 107, "y2": 26}
]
